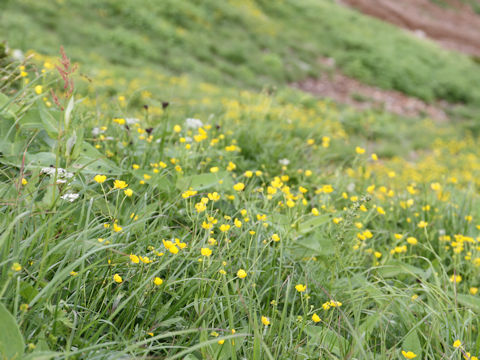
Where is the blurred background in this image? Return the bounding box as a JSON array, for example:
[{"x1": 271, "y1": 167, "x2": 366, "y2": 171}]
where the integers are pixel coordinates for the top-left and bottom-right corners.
[{"x1": 2, "y1": 0, "x2": 480, "y2": 125}]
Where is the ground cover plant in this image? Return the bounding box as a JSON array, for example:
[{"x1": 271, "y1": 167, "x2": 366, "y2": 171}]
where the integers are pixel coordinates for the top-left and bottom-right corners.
[{"x1": 0, "y1": 43, "x2": 479, "y2": 359}]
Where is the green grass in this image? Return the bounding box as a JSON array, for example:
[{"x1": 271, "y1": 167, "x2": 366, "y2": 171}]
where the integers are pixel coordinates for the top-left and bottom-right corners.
[
  {"x1": 1, "y1": 1, "x2": 480, "y2": 359},
  {"x1": 3, "y1": 0, "x2": 480, "y2": 106},
  {"x1": 0, "y1": 44, "x2": 480, "y2": 359}
]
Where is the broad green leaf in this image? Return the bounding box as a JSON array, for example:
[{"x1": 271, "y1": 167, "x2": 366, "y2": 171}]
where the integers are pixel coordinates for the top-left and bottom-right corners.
[
  {"x1": 298, "y1": 214, "x2": 330, "y2": 234},
  {"x1": 23, "y1": 351, "x2": 59, "y2": 360},
  {"x1": 376, "y1": 260, "x2": 426, "y2": 279},
  {"x1": 39, "y1": 107, "x2": 60, "y2": 138},
  {"x1": 176, "y1": 171, "x2": 230, "y2": 191},
  {"x1": 402, "y1": 329, "x2": 422, "y2": 359},
  {"x1": 72, "y1": 142, "x2": 122, "y2": 175},
  {"x1": 454, "y1": 293, "x2": 480, "y2": 312},
  {"x1": 0, "y1": 302, "x2": 25, "y2": 359}
]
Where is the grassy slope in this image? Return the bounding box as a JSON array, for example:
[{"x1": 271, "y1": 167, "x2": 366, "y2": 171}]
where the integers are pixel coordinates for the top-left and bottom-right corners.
[
  {"x1": 3, "y1": 0, "x2": 480, "y2": 105},
  {"x1": 1, "y1": 1, "x2": 480, "y2": 359}
]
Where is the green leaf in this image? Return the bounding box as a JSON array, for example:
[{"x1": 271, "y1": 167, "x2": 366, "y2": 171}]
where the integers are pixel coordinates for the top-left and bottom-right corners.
[
  {"x1": 64, "y1": 95, "x2": 74, "y2": 129},
  {"x1": 297, "y1": 215, "x2": 330, "y2": 234},
  {"x1": 72, "y1": 142, "x2": 122, "y2": 175},
  {"x1": 402, "y1": 329, "x2": 422, "y2": 359},
  {"x1": 304, "y1": 326, "x2": 348, "y2": 356},
  {"x1": 0, "y1": 302, "x2": 25, "y2": 359},
  {"x1": 376, "y1": 260, "x2": 427, "y2": 279},
  {"x1": 23, "y1": 351, "x2": 59, "y2": 360},
  {"x1": 176, "y1": 172, "x2": 230, "y2": 191},
  {"x1": 454, "y1": 293, "x2": 480, "y2": 312},
  {"x1": 39, "y1": 107, "x2": 60, "y2": 138}
]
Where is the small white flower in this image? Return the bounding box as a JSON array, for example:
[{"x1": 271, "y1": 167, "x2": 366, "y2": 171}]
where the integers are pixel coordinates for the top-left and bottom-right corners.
[
  {"x1": 91, "y1": 127, "x2": 103, "y2": 136},
  {"x1": 41, "y1": 167, "x2": 74, "y2": 179},
  {"x1": 12, "y1": 49, "x2": 25, "y2": 61},
  {"x1": 126, "y1": 117, "x2": 139, "y2": 125},
  {"x1": 278, "y1": 158, "x2": 290, "y2": 166},
  {"x1": 185, "y1": 118, "x2": 203, "y2": 129},
  {"x1": 61, "y1": 193, "x2": 80, "y2": 202},
  {"x1": 184, "y1": 136, "x2": 193, "y2": 143}
]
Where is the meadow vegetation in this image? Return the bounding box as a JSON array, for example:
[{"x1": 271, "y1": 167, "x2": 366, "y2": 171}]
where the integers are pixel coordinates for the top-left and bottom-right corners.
[{"x1": 1, "y1": 1, "x2": 480, "y2": 359}]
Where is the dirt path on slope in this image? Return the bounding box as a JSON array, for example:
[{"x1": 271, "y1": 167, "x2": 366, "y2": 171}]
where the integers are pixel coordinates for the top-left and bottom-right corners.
[
  {"x1": 340, "y1": 0, "x2": 480, "y2": 57},
  {"x1": 292, "y1": 60, "x2": 448, "y2": 121}
]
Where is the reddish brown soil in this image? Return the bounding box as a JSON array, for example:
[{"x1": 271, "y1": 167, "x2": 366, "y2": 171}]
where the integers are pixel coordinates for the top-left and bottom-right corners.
[
  {"x1": 292, "y1": 67, "x2": 448, "y2": 120},
  {"x1": 340, "y1": 0, "x2": 480, "y2": 57}
]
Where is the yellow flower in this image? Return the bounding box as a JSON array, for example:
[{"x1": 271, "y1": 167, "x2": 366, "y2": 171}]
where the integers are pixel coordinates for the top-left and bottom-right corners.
[
  {"x1": 371, "y1": 153, "x2": 378, "y2": 161},
  {"x1": 261, "y1": 316, "x2": 270, "y2": 326},
  {"x1": 450, "y1": 275, "x2": 462, "y2": 283},
  {"x1": 453, "y1": 339, "x2": 462, "y2": 348},
  {"x1": 132, "y1": 164, "x2": 140, "y2": 170},
  {"x1": 401, "y1": 350, "x2": 417, "y2": 359},
  {"x1": 376, "y1": 207, "x2": 386, "y2": 215},
  {"x1": 130, "y1": 254, "x2": 140, "y2": 264},
  {"x1": 218, "y1": 339, "x2": 225, "y2": 345},
  {"x1": 113, "y1": 274, "x2": 123, "y2": 283},
  {"x1": 311, "y1": 208, "x2": 319, "y2": 216},
  {"x1": 233, "y1": 183, "x2": 245, "y2": 191},
  {"x1": 271, "y1": 234, "x2": 280, "y2": 242},
  {"x1": 94, "y1": 174, "x2": 107, "y2": 183},
  {"x1": 407, "y1": 237, "x2": 418, "y2": 245},
  {"x1": 210, "y1": 166, "x2": 219, "y2": 173},
  {"x1": 182, "y1": 189, "x2": 198, "y2": 198},
  {"x1": 113, "y1": 180, "x2": 128, "y2": 189},
  {"x1": 124, "y1": 188, "x2": 133, "y2": 197},
  {"x1": 173, "y1": 125, "x2": 181, "y2": 133},
  {"x1": 153, "y1": 277, "x2": 163, "y2": 286},
  {"x1": 417, "y1": 221, "x2": 428, "y2": 228},
  {"x1": 219, "y1": 224, "x2": 230, "y2": 232},
  {"x1": 244, "y1": 170, "x2": 253, "y2": 178},
  {"x1": 70, "y1": 270, "x2": 78, "y2": 276},
  {"x1": 113, "y1": 223, "x2": 123, "y2": 232},
  {"x1": 355, "y1": 146, "x2": 365, "y2": 154},
  {"x1": 431, "y1": 182, "x2": 442, "y2": 191},
  {"x1": 34, "y1": 85, "x2": 43, "y2": 95},
  {"x1": 295, "y1": 284, "x2": 306, "y2": 292},
  {"x1": 312, "y1": 313, "x2": 321, "y2": 323},
  {"x1": 237, "y1": 269, "x2": 247, "y2": 279},
  {"x1": 11, "y1": 262, "x2": 22, "y2": 272},
  {"x1": 470, "y1": 287, "x2": 478, "y2": 295},
  {"x1": 201, "y1": 247, "x2": 212, "y2": 257}
]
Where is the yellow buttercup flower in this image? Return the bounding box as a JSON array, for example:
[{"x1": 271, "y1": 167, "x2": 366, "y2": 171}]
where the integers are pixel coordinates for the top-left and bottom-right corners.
[
  {"x1": 237, "y1": 269, "x2": 247, "y2": 279},
  {"x1": 94, "y1": 174, "x2": 106, "y2": 183},
  {"x1": 312, "y1": 313, "x2": 321, "y2": 323},
  {"x1": 124, "y1": 188, "x2": 133, "y2": 197},
  {"x1": 261, "y1": 316, "x2": 270, "y2": 326},
  {"x1": 201, "y1": 247, "x2": 212, "y2": 257},
  {"x1": 401, "y1": 350, "x2": 417, "y2": 359},
  {"x1": 113, "y1": 180, "x2": 128, "y2": 189},
  {"x1": 153, "y1": 277, "x2": 163, "y2": 286},
  {"x1": 295, "y1": 284, "x2": 306, "y2": 292},
  {"x1": 453, "y1": 339, "x2": 462, "y2": 348},
  {"x1": 113, "y1": 274, "x2": 123, "y2": 283},
  {"x1": 233, "y1": 183, "x2": 245, "y2": 191}
]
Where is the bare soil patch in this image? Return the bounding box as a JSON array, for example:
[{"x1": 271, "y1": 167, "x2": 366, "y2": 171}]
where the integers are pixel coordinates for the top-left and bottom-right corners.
[
  {"x1": 292, "y1": 63, "x2": 448, "y2": 120},
  {"x1": 340, "y1": 0, "x2": 480, "y2": 57}
]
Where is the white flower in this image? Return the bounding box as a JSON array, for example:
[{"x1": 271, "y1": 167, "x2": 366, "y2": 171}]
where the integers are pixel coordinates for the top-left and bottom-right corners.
[
  {"x1": 12, "y1": 49, "x2": 25, "y2": 61},
  {"x1": 61, "y1": 193, "x2": 80, "y2": 202},
  {"x1": 185, "y1": 118, "x2": 203, "y2": 129},
  {"x1": 126, "y1": 117, "x2": 139, "y2": 125},
  {"x1": 278, "y1": 158, "x2": 290, "y2": 166},
  {"x1": 91, "y1": 127, "x2": 103, "y2": 136},
  {"x1": 184, "y1": 136, "x2": 193, "y2": 143},
  {"x1": 41, "y1": 167, "x2": 74, "y2": 180}
]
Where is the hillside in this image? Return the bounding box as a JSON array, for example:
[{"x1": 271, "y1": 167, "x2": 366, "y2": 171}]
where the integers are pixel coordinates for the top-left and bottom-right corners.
[
  {"x1": 3, "y1": 0, "x2": 480, "y2": 105},
  {"x1": 1, "y1": 1, "x2": 480, "y2": 359}
]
